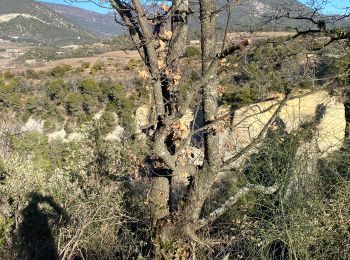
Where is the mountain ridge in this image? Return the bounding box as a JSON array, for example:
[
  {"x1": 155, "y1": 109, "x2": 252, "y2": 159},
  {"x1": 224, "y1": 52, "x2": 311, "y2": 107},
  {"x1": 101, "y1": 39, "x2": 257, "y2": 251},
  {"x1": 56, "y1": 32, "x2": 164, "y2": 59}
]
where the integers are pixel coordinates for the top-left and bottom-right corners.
[
  {"x1": 0, "y1": 0, "x2": 97, "y2": 45},
  {"x1": 39, "y1": 2, "x2": 124, "y2": 37}
]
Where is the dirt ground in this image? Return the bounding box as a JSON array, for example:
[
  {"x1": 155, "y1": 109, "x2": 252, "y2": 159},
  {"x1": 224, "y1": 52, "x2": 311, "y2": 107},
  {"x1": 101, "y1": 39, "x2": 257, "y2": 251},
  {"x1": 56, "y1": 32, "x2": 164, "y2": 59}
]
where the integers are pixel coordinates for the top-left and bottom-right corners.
[
  {"x1": 0, "y1": 40, "x2": 32, "y2": 70},
  {"x1": 28, "y1": 50, "x2": 140, "y2": 71},
  {"x1": 0, "y1": 31, "x2": 294, "y2": 73},
  {"x1": 227, "y1": 31, "x2": 296, "y2": 41}
]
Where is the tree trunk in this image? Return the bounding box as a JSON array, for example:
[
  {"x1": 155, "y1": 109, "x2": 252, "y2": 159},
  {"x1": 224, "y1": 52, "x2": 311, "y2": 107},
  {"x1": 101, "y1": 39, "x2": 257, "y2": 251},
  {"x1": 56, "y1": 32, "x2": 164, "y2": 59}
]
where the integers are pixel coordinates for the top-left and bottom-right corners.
[{"x1": 200, "y1": 0, "x2": 220, "y2": 168}]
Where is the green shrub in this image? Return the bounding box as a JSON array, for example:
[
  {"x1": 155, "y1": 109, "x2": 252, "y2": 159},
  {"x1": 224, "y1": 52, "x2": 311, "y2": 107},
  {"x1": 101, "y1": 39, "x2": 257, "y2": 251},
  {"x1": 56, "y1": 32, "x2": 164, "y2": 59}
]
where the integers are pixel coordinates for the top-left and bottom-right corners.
[
  {"x1": 45, "y1": 79, "x2": 68, "y2": 101},
  {"x1": 98, "y1": 111, "x2": 117, "y2": 135},
  {"x1": 3, "y1": 70, "x2": 14, "y2": 80},
  {"x1": 12, "y1": 131, "x2": 52, "y2": 171},
  {"x1": 24, "y1": 69, "x2": 40, "y2": 80},
  {"x1": 65, "y1": 93, "x2": 83, "y2": 115},
  {"x1": 0, "y1": 158, "x2": 5, "y2": 181},
  {"x1": 51, "y1": 65, "x2": 72, "y2": 77},
  {"x1": 222, "y1": 86, "x2": 259, "y2": 108},
  {"x1": 125, "y1": 59, "x2": 143, "y2": 70},
  {"x1": 91, "y1": 60, "x2": 104, "y2": 71},
  {"x1": 81, "y1": 62, "x2": 91, "y2": 69},
  {"x1": 43, "y1": 119, "x2": 57, "y2": 133},
  {"x1": 62, "y1": 64, "x2": 72, "y2": 72},
  {"x1": 25, "y1": 97, "x2": 38, "y2": 114},
  {"x1": 79, "y1": 78, "x2": 99, "y2": 95},
  {"x1": 73, "y1": 67, "x2": 84, "y2": 73},
  {"x1": 184, "y1": 46, "x2": 201, "y2": 58}
]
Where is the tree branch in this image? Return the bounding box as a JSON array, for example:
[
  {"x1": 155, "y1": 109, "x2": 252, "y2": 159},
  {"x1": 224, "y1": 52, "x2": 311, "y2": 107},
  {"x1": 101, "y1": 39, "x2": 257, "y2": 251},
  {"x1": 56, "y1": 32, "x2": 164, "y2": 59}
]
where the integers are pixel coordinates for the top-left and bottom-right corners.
[
  {"x1": 197, "y1": 183, "x2": 278, "y2": 228},
  {"x1": 220, "y1": 89, "x2": 294, "y2": 171}
]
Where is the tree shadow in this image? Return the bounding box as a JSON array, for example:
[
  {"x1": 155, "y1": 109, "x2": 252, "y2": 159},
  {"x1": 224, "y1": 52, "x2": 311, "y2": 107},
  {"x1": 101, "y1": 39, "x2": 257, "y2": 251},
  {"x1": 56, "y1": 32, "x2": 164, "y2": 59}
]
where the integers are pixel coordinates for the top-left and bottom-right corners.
[{"x1": 18, "y1": 192, "x2": 67, "y2": 260}]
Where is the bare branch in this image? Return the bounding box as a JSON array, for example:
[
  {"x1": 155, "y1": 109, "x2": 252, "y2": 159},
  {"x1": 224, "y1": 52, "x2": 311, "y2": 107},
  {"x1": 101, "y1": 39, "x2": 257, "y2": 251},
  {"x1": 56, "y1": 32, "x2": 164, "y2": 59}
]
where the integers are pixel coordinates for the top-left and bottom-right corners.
[{"x1": 198, "y1": 183, "x2": 278, "y2": 228}]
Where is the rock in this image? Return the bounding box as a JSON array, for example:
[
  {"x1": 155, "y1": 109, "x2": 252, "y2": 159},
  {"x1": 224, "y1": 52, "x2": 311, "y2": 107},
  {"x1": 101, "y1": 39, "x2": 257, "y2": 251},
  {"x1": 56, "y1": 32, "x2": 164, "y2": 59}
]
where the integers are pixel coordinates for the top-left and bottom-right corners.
[
  {"x1": 104, "y1": 126, "x2": 124, "y2": 142},
  {"x1": 228, "y1": 91, "x2": 346, "y2": 160},
  {"x1": 65, "y1": 132, "x2": 84, "y2": 142},
  {"x1": 135, "y1": 105, "x2": 151, "y2": 134},
  {"x1": 48, "y1": 129, "x2": 66, "y2": 142},
  {"x1": 21, "y1": 117, "x2": 43, "y2": 133},
  {"x1": 93, "y1": 110, "x2": 105, "y2": 120}
]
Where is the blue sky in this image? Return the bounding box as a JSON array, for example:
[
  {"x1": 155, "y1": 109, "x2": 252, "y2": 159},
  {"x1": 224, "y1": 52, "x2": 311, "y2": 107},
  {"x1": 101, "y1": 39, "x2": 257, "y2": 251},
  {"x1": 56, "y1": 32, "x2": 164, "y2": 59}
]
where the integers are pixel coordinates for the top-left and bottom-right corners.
[
  {"x1": 37, "y1": 0, "x2": 349, "y2": 15},
  {"x1": 38, "y1": 0, "x2": 112, "y2": 14},
  {"x1": 299, "y1": 0, "x2": 350, "y2": 14}
]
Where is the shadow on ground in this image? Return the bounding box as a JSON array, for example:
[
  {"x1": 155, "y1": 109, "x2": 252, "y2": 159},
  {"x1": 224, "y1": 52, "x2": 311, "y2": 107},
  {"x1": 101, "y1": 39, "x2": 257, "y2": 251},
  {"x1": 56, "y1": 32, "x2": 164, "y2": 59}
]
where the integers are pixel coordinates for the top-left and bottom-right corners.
[{"x1": 18, "y1": 192, "x2": 67, "y2": 260}]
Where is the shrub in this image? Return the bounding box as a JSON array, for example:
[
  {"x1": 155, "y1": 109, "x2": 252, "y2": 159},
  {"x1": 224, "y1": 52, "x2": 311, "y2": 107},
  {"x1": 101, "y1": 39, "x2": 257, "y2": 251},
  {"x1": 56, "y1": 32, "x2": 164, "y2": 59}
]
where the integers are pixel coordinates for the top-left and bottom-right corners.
[
  {"x1": 25, "y1": 97, "x2": 38, "y2": 114},
  {"x1": 51, "y1": 66, "x2": 66, "y2": 77},
  {"x1": 0, "y1": 81, "x2": 21, "y2": 110},
  {"x1": 43, "y1": 119, "x2": 57, "y2": 133},
  {"x1": 98, "y1": 111, "x2": 117, "y2": 135},
  {"x1": 79, "y1": 78, "x2": 99, "y2": 95},
  {"x1": 222, "y1": 86, "x2": 259, "y2": 108},
  {"x1": 91, "y1": 60, "x2": 104, "y2": 72},
  {"x1": 73, "y1": 67, "x2": 84, "y2": 73},
  {"x1": 184, "y1": 46, "x2": 201, "y2": 58},
  {"x1": 65, "y1": 93, "x2": 83, "y2": 115},
  {"x1": 126, "y1": 59, "x2": 143, "y2": 70},
  {"x1": 24, "y1": 69, "x2": 40, "y2": 80},
  {"x1": 62, "y1": 64, "x2": 72, "y2": 72},
  {"x1": 81, "y1": 62, "x2": 91, "y2": 69},
  {"x1": 51, "y1": 65, "x2": 72, "y2": 77},
  {"x1": 12, "y1": 131, "x2": 52, "y2": 171},
  {"x1": 3, "y1": 70, "x2": 14, "y2": 80},
  {"x1": 45, "y1": 79, "x2": 68, "y2": 101}
]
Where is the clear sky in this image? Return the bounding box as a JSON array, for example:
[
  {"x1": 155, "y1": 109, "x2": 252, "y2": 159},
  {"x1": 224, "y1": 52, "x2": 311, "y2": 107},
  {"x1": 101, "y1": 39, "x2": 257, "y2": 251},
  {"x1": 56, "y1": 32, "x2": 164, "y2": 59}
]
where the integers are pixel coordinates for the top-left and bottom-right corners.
[
  {"x1": 37, "y1": 0, "x2": 112, "y2": 14},
  {"x1": 37, "y1": 0, "x2": 350, "y2": 15},
  {"x1": 299, "y1": 0, "x2": 350, "y2": 14}
]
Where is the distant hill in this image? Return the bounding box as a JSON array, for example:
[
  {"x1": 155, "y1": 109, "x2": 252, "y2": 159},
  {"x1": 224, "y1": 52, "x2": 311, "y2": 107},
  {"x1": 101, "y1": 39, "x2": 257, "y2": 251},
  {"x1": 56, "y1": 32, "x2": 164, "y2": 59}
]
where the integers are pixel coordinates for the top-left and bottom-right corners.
[
  {"x1": 189, "y1": 0, "x2": 321, "y2": 33},
  {"x1": 0, "y1": 0, "x2": 97, "y2": 45},
  {"x1": 41, "y1": 0, "x2": 328, "y2": 36},
  {"x1": 39, "y1": 2, "x2": 124, "y2": 37}
]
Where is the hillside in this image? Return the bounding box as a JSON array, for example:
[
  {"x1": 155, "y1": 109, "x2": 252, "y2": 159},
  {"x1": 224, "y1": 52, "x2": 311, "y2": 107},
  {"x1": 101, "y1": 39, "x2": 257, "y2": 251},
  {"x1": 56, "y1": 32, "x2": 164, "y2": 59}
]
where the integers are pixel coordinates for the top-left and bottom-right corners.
[
  {"x1": 189, "y1": 0, "x2": 333, "y2": 33},
  {"x1": 39, "y1": 2, "x2": 124, "y2": 37},
  {"x1": 0, "y1": 0, "x2": 97, "y2": 45},
  {"x1": 41, "y1": 0, "x2": 323, "y2": 36}
]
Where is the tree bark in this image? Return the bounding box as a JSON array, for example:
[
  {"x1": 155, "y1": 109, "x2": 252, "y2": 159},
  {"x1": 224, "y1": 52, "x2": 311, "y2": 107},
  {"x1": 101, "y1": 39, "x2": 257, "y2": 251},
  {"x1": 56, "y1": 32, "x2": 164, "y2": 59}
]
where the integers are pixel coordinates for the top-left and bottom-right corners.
[{"x1": 200, "y1": 0, "x2": 220, "y2": 168}]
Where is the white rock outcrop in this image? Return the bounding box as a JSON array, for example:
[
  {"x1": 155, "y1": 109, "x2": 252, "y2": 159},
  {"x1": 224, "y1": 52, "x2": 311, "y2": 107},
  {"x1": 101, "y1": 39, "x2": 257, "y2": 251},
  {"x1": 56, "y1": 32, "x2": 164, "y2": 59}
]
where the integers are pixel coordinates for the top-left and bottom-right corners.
[
  {"x1": 104, "y1": 126, "x2": 124, "y2": 142},
  {"x1": 21, "y1": 117, "x2": 43, "y2": 133},
  {"x1": 228, "y1": 91, "x2": 345, "y2": 159},
  {"x1": 135, "y1": 105, "x2": 151, "y2": 138},
  {"x1": 48, "y1": 129, "x2": 66, "y2": 142}
]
